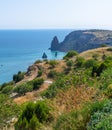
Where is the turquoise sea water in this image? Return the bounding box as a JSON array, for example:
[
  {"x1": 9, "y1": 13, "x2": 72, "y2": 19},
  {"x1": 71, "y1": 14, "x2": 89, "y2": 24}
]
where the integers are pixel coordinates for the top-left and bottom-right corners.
[{"x1": 0, "y1": 29, "x2": 73, "y2": 84}]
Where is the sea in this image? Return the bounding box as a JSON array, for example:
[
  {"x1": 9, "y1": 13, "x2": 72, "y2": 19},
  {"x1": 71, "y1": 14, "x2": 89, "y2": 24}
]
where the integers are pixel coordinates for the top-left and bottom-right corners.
[{"x1": 0, "y1": 29, "x2": 73, "y2": 84}]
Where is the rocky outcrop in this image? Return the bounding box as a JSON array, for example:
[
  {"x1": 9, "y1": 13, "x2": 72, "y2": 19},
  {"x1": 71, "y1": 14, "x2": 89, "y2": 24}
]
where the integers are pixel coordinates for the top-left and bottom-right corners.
[
  {"x1": 50, "y1": 36, "x2": 59, "y2": 51},
  {"x1": 50, "y1": 30, "x2": 112, "y2": 52}
]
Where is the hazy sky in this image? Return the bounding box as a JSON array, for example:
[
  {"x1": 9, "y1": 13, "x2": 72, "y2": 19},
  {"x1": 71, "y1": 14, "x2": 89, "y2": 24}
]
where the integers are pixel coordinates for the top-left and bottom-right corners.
[{"x1": 0, "y1": 0, "x2": 112, "y2": 29}]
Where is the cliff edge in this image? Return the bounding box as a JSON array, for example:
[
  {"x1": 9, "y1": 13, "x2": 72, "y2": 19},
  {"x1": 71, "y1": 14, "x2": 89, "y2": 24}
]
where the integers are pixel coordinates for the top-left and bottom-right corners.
[{"x1": 50, "y1": 30, "x2": 112, "y2": 52}]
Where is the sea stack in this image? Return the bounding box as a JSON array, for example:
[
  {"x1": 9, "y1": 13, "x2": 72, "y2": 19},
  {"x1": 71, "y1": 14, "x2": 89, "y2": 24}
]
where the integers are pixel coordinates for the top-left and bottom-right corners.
[{"x1": 50, "y1": 36, "x2": 59, "y2": 51}]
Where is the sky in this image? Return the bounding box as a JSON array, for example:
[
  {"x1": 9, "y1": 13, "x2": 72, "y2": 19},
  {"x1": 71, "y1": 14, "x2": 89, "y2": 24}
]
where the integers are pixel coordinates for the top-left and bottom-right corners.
[{"x1": 0, "y1": 0, "x2": 112, "y2": 29}]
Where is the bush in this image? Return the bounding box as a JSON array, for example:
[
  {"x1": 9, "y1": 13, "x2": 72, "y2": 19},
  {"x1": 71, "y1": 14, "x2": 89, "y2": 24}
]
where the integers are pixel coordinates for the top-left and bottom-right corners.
[
  {"x1": 107, "y1": 47, "x2": 112, "y2": 51},
  {"x1": 75, "y1": 57, "x2": 85, "y2": 68},
  {"x1": 15, "y1": 101, "x2": 52, "y2": 130},
  {"x1": 104, "y1": 84, "x2": 112, "y2": 98},
  {"x1": 32, "y1": 78, "x2": 44, "y2": 90},
  {"x1": 48, "y1": 70, "x2": 57, "y2": 78},
  {"x1": 0, "y1": 94, "x2": 20, "y2": 127},
  {"x1": 54, "y1": 110, "x2": 90, "y2": 130},
  {"x1": 100, "y1": 44, "x2": 108, "y2": 47},
  {"x1": 37, "y1": 70, "x2": 43, "y2": 77},
  {"x1": 63, "y1": 50, "x2": 78, "y2": 59},
  {"x1": 92, "y1": 54, "x2": 99, "y2": 60},
  {"x1": 13, "y1": 71, "x2": 25, "y2": 83},
  {"x1": 34, "y1": 60, "x2": 42, "y2": 64},
  {"x1": 1, "y1": 85, "x2": 13, "y2": 95},
  {"x1": 100, "y1": 68, "x2": 112, "y2": 89},
  {"x1": 66, "y1": 60, "x2": 73, "y2": 67},
  {"x1": 54, "y1": 100, "x2": 110, "y2": 130},
  {"x1": 84, "y1": 59, "x2": 97, "y2": 68},
  {"x1": 48, "y1": 60, "x2": 58, "y2": 68},
  {"x1": 35, "y1": 101, "x2": 52, "y2": 123},
  {"x1": 0, "y1": 81, "x2": 14, "y2": 91},
  {"x1": 43, "y1": 75, "x2": 72, "y2": 98},
  {"x1": 14, "y1": 83, "x2": 33, "y2": 95},
  {"x1": 87, "y1": 100, "x2": 112, "y2": 130},
  {"x1": 92, "y1": 62, "x2": 108, "y2": 77},
  {"x1": 15, "y1": 102, "x2": 41, "y2": 130}
]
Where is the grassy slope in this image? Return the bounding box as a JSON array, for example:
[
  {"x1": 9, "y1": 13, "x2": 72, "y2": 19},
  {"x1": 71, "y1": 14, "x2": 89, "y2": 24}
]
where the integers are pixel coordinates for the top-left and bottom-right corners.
[{"x1": 1, "y1": 47, "x2": 112, "y2": 129}]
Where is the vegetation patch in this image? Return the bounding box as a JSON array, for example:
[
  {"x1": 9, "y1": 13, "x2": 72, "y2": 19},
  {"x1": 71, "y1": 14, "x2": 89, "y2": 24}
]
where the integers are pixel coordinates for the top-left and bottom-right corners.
[
  {"x1": 13, "y1": 71, "x2": 25, "y2": 83},
  {"x1": 63, "y1": 50, "x2": 78, "y2": 59},
  {"x1": 0, "y1": 94, "x2": 21, "y2": 128},
  {"x1": 15, "y1": 101, "x2": 53, "y2": 130}
]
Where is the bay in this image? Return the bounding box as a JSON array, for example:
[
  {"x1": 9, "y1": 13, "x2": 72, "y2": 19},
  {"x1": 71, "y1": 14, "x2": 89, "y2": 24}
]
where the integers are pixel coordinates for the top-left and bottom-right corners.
[{"x1": 0, "y1": 29, "x2": 73, "y2": 84}]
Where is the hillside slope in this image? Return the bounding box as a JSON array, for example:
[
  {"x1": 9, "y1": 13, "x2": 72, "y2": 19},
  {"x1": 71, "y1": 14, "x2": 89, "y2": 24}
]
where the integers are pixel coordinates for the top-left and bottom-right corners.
[{"x1": 1, "y1": 47, "x2": 112, "y2": 130}]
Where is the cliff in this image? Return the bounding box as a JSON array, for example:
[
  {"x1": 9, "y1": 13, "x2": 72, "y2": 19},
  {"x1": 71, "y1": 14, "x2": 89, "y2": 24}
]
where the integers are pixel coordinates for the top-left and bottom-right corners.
[{"x1": 50, "y1": 30, "x2": 112, "y2": 52}]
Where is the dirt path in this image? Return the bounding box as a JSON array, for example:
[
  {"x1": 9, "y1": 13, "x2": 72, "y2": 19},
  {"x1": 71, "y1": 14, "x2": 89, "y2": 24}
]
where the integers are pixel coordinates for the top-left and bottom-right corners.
[{"x1": 13, "y1": 80, "x2": 53, "y2": 105}]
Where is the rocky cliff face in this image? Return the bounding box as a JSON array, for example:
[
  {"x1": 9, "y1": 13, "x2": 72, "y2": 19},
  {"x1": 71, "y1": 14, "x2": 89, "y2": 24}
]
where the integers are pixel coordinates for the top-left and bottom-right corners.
[
  {"x1": 50, "y1": 30, "x2": 112, "y2": 52},
  {"x1": 50, "y1": 36, "x2": 59, "y2": 51}
]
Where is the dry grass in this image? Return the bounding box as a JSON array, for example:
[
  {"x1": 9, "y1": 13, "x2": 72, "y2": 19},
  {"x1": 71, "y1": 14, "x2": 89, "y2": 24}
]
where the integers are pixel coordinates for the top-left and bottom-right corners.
[
  {"x1": 79, "y1": 47, "x2": 112, "y2": 60},
  {"x1": 14, "y1": 82, "x2": 50, "y2": 105},
  {"x1": 52, "y1": 86, "x2": 102, "y2": 114},
  {"x1": 13, "y1": 47, "x2": 109, "y2": 105}
]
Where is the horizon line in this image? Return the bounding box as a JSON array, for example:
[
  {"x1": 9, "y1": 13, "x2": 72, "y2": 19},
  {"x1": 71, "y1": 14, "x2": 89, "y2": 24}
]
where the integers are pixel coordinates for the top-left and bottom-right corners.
[{"x1": 0, "y1": 28, "x2": 112, "y2": 31}]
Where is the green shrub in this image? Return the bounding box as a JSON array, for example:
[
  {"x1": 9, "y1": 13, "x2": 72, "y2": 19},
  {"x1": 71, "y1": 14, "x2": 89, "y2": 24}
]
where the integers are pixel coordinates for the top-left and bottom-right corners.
[
  {"x1": 35, "y1": 101, "x2": 52, "y2": 123},
  {"x1": 48, "y1": 70, "x2": 57, "y2": 78},
  {"x1": 43, "y1": 75, "x2": 72, "y2": 98},
  {"x1": 32, "y1": 78, "x2": 44, "y2": 90},
  {"x1": 84, "y1": 59, "x2": 97, "y2": 68},
  {"x1": 0, "y1": 81, "x2": 14, "y2": 91},
  {"x1": 75, "y1": 57, "x2": 85, "y2": 68},
  {"x1": 92, "y1": 62, "x2": 107, "y2": 76},
  {"x1": 54, "y1": 100, "x2": 110, "y2": 130},
  {"x1": 104, "y1": 56, "x2": 112, "y2": 61},
  {"x1": 92, "y1": 54, "x2": 99, "y2": 60},
  {"x1": 104, "y1": 84, "x2": 112, "y2": 98},
  {"x1": 48, "y1": 60, "x2": 58, "y2": 68},
  {"x1": 34, "y1": 60, "x2": 42, "y2": 64},
  {"x1": 54, "y1": 110, "x2": 90, "y2": 130},
  {"x1": 14, "y1": 83, "x2": 33, "y2": 95},
  {"x1": 37, "y1": 70, "x2": 43, "y2": 77},
  {"x1": 13, "y1": 71, "x2": 25, "y2": 83},
  {"x1": 87, "y1": 100, "x2": 112, "y2": 130},
  {"x1": 100, "y1": 68, "x2": 112, "y2": 89},
  {"x1": 107, "y1": 47, "x2": 112, "y2": 51},
  {"x1": 64, "y1": 67, "x2": 71, "y2": 74},
  {"x1": 15, "y1": 101, "x2": 52, "y2": 130},
  {"x1": 0, "y1": 94, "x2": 20, "y2": 127},
  {"x1": 63, "y1": 50, "x2": 78, "y2": 59},
  {"x1": 93, "y1": 57, "x2": 112, "y2": 77},
  {"x1": 66, "y1": 60, "x2": 73, "y2": 67},
  {"x1": 100, "y1": 44, "x2": 108, "y2": 47},
  {"x1": 1, "y1": 85, "x2": 13, "y2": 95}
]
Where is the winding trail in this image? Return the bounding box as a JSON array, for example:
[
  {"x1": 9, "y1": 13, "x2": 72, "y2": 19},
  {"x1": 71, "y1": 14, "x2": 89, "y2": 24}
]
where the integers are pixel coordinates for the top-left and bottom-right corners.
[{"x1": 13, "y1": 79, "x2": 53, "y2": 105}]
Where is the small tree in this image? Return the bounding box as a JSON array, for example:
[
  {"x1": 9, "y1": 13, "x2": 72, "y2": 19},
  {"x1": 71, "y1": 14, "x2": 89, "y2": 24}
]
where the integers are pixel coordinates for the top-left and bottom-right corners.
[
  {"x1": 15, "y1": 101, "x2": 52, "y2": 130},
  {"x1": 35, "y1": 101, "x2": 51, "y2": 123}
]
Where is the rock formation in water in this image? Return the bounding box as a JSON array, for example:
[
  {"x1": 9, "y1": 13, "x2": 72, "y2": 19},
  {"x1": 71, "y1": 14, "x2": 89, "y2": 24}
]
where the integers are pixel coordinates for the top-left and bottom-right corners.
[{"x1": 50, "y1": 36, "x2": 59, "y2": 51}]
